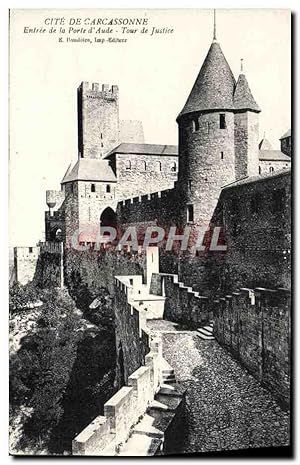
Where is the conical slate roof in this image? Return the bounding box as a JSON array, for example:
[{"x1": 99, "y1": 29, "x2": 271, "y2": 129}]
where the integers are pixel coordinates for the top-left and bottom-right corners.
[
  {"x1": 178, "y1": 41, "x2": 236, "y2": 119},
  {"x1": 233, "y1": 73, "x2": 261, "y2": 113}
]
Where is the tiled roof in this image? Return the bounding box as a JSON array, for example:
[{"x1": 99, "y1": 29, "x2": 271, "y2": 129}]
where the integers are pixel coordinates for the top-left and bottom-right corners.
[
  {"x1": 178, "y1": 41, "x2": 236, "y2": 118},
  {"x1": 106, "y1": 143, "x2": 178, "y2": 157},
  {"x1": 61, "y1": 159, "x2": 117, "y2": 184},
  {"x1": 222, "y1": 167, "x2": 291, "y2": 190},
  {"x1": 259, "y1": 150, "x2": 291, "y2": 161},
  {"x1": 233, "y1": 73, "x2": 261, "y2": 113},
  {"x1": 280, "y1": 129, "x2": 291, "y2": 140}
]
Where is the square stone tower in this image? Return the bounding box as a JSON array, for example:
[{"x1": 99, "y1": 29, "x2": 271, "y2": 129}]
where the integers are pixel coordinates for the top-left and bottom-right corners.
[{"x1": 77, "y1": 82, "x2": 119, "y2": 159}]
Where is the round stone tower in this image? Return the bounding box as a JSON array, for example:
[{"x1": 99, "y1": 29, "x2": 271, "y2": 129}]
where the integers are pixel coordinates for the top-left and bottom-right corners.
[{"x1": 176, "y1": 27, "x2": 237, "y2": 228}]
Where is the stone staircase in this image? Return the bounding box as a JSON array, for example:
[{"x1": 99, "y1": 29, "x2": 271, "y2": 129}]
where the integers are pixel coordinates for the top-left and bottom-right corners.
[
  {"x1": 196, "y1": 322, "x2": 215, "y2": 340},
  {"x1": 161, "y1": 358, "x2": 176, "y2": 384},
  {"x1": 116, "y1": 382, "x2": 185, "y2": 456}
]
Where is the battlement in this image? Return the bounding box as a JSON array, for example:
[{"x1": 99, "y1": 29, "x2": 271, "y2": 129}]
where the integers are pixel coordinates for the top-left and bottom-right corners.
[
  {"x1": 119, "y1": 187, "x2": 173, "y2": 211},
  {"x1": 213, "y1": 285, "x2": 291, "y2": 408},
  {"x1": 79, "y1": 82, "x2": 119, "y2": 100},
  {"x1": 14, "y1": 246, "x2": 40, "y2": 260},
  {"x1": 39, "y1": 241, "x2": 63, "y2": 255}
]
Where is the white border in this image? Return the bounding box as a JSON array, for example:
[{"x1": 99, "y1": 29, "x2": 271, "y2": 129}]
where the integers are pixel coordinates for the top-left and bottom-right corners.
[{"x1": 1, "y1": 0, "x2": 298, "y2": 464}]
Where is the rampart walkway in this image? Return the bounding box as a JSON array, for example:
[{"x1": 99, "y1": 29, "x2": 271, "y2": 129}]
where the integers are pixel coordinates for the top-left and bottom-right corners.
[{"x1": 151, "y1": 325, "x2": 289, "y2": 453}]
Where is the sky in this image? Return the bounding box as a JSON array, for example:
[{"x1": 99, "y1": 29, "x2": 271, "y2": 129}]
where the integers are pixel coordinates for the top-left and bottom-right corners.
[{"x1": 9, "y1": 9, "x2": 291, "y2": 247}]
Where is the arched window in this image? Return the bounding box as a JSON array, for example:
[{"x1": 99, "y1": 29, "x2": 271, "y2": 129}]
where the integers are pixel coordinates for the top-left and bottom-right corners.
[
  {"x1": 171, "y1": 162, "x2": 177, "y2": 172},
  {"x1": 125, "y1": 159, "x2": 131, "y2": 170},
  {"x1": 193, "y1": 117, "x2": 200, "y2": 132},
  {"x1": 269, "y1": 166, "x2": 274, "y2": 173}
]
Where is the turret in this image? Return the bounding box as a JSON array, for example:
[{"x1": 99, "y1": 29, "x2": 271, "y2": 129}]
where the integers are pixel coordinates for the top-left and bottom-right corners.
[
  {"x1": 233, "y1": 60, "x2": 261, "y2": 179},
  {"x1": 176, "y1": 11, "x2": 236, "y2": 227}
]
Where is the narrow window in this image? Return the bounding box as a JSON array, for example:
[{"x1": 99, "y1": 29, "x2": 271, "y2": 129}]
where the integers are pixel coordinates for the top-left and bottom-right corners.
[
  {"x1": 259, "y1": 166, "x2": 262, "y2": 174},
  {"x1": 91, "y1": 183, "x2": 96, "y2": 192},
  {"x1": 188, "y1": 180, "x2": 192, "y2": 190},
  {"x1": 219, "y1": 114, "x2": 226, "y2": 129},
  {"x1": 269, "y1": 166, "x2": 274, "y2": 173},
  {"x1": 106, "y1": 184, "x2": 111, "y2": 193},
  {"x1": 187, "y1": 205, "x2": 194, "y2": 223},
  {"x1": 125, "y1": 160, "x2": 131, "y2": 170},
  {"x1": 193, "y1": 117, "x2": 200, "y2": 132},
  {"x1": 101, "y1": 142, "x2": 104, "y2": 148},
  {"x1": 129, "y1": 278, "x2": 133, "y2": 285},
  {"x1": 143, "y1": 161, "x2": 147, "y2": 171},
  {"x1": 100, "y1": 132, "x2": 103, "y2": 139},
  {"x1": 221, "y1": 151, "x2": 224, "y2": 160},
  {"x1": 29, "y1": 247, "x2": 33, "y2": 253},
  {"x1": 157, "y1": 161, "x2": 162, "y2": 172}
]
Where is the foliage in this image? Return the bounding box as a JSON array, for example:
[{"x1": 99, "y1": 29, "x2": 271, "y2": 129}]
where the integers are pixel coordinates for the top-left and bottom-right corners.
[
  {"x1": 10, "y1": 284, "x2": 116, "y2": 454},
  {"x1": 9, "y1": 282, "x2": 41, "y2": 314}
]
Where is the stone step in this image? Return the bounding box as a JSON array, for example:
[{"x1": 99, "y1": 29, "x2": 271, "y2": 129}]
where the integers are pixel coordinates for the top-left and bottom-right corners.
[
  {"x1": 162, "y1": 374, "x2": 176, "y2": 382},
  {"x1": 158, "y1": 387, "x2": 182, "y2": 397},
  {"x1": 149, "y1": 399, "x2": 175, "y2": 412},
  {"x1": 196, "y1": 332, "x2": 215, "y2": 341},
  {"x1": 162, "y1": 368, "x2": 174, "y2": 375},
  {"x1": 133, "y1": 414, "x2": 164, "y2": 438},
  {"x1": 197, "y1": 327, "x2": 213, "y2": 336},
  {"x1": 203, "y1": 325, "x2": 213, "y2": 333},
  {"x1": 162, "y1": 378, "x2": 177, "y2": 385}
]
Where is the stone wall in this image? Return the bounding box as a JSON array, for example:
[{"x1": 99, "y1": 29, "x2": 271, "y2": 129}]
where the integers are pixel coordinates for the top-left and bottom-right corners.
[
  {"x1": 14, "y1": 246, "x2": 40, "y2": 285},
  {"x1": 215, "y1": 170, "x2": 291, "y2": 292},
  {"x1": 45, "y1": 210, "x2": 65, "y2": 242},
  {"x1": 64, "y1": 248, "x2": 147, "y2": 298},
  {"x1": 112, "y1": 153, "x2": 177, "y2": 200},
  {"x1": 234, "y1": 111, "x2": 259, "y2": 179},
  {"x1": 150, "y1": 273, "x2": 211, "y2": 327},
  {"x1": 280, "y1": 136, "x2": 292, "y2": 157},
  {"x1": 72, "y1": 343, "x2": 159, "y2": 455},
  {"x1": 259, "y1": 159, "x2": 290, "y2": 175},
  {"x1": 177, "y1": 111, "x2": 236, "y2": 226},
  {"x1": 77, "y1": 82, "x2": 119, "y2": 159},
  {"x1": 114, "y1": 280, "x2": 150, "y2": 385},
  {"x1": 213, "y1": 287, "x2": 291, "y2": 408}
]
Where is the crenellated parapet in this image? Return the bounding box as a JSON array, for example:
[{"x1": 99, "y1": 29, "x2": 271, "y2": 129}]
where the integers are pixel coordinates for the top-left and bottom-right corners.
[
  {"x1": 79, "y1": 82, "x2": 119, "y2": 101},
  {"x1": 150, "y1": 272, "x2": 211, "y2": 327},
  {"x1": 213, "y1": 286, "x2": 291, "y2": 408},
  {"x1": 117, "y1": 187, "x2": 176, "y2": 228},
  {"x1": 72, "y1": 268, "x2": 184, "y2": 456}
]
